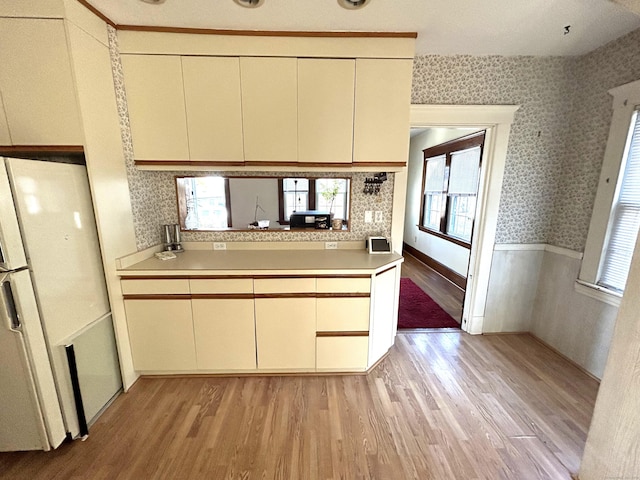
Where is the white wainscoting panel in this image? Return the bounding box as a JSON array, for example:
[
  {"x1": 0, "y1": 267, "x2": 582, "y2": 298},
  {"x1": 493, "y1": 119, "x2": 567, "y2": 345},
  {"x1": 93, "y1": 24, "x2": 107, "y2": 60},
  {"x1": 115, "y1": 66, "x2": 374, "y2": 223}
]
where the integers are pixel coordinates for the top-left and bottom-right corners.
[{"x1": 483, "y1": 247, "x2": 544, "y2": 332}]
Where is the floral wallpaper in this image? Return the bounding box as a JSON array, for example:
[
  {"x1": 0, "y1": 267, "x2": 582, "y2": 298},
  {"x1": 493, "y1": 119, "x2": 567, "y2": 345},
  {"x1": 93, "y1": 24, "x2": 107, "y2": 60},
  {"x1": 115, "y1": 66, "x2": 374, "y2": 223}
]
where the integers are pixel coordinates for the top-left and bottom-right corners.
[
  {"x1": 549, "y1": 28, "x2": 640, "y2": 250},
  {"x1": 107, "y1": 27, "x2": 393, "y2": 250},
  {"x1": 109, "y1": 24, "x2": 640, "y2": 252},
  {"x1": 412, "y1": 27, "x2": 640, "y2": 251}
]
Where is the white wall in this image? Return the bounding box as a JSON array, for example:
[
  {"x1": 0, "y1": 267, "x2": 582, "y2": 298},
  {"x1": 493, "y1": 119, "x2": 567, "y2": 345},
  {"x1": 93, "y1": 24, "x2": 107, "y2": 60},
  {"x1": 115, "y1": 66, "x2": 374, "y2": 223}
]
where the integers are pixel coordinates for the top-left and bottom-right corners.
[
  {"x1": 228, "y1": 178, "x2": 281, "y2": 229},
  {"x1": 404, "y1": 128, "x2": 478, "y2": 275}
]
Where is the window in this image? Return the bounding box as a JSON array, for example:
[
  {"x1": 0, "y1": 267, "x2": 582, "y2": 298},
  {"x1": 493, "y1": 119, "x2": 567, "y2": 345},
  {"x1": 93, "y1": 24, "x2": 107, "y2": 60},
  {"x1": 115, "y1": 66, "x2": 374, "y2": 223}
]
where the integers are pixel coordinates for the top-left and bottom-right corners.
[
  {"x1": 579, "y1": 79, "x2": 640, "y2": 303},
  {"x1": 179, "y1": 176, "x2": 231, "y2": 230},
  {"x1": 278, "y1": 178, "x2": 350, "y2": 225},
  {"x1": 419, "y1": 132, "x2": 485, "y2": 246},
  {"x1": 598, "y1": 110, "x2": 640, "y2": 293}
]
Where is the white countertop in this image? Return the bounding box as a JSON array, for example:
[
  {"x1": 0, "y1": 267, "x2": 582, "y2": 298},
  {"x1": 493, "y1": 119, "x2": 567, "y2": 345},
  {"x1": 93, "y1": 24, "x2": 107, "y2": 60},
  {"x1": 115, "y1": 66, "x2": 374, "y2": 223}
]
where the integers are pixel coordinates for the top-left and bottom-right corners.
[{"x1": 118, "y1": 249, "x2": 403, "y2": 276}]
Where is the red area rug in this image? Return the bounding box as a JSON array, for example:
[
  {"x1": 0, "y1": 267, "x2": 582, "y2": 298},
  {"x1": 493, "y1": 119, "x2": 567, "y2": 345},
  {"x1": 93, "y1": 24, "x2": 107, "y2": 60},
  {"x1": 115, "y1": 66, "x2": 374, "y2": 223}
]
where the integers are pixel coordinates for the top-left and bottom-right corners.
[{"x1": 398, "y1": 278, "x2": 460, "y2": 329}]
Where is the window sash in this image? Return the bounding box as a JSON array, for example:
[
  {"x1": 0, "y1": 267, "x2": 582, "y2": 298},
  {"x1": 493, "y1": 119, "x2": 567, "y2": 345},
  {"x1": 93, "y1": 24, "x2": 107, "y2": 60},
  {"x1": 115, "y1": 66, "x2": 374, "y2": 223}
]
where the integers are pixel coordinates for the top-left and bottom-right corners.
[{"x1": 598, "y1": 109, "x2": 640, "y2": 292}]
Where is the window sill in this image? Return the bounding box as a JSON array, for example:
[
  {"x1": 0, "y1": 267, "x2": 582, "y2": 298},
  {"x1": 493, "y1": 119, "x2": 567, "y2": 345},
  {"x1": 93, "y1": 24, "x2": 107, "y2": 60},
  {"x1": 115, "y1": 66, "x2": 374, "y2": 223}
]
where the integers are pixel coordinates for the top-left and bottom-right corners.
[
  {"x1": 574, "y1": 279, "x2": 622, "y2": 307},
  {"x1": 417, "y1": 225, "x2": 471, "y2": 249}
]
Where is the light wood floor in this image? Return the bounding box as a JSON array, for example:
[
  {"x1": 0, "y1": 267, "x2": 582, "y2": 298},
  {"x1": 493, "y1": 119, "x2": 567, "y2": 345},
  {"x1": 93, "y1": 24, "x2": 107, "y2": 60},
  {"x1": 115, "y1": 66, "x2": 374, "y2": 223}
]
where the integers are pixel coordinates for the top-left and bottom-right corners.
[
  {"x1": 401, "y1": 251, "x2": 465, "y2": 322},
  {"x1": 0, "y1": 333, "x2": 598, "y2": 479}
]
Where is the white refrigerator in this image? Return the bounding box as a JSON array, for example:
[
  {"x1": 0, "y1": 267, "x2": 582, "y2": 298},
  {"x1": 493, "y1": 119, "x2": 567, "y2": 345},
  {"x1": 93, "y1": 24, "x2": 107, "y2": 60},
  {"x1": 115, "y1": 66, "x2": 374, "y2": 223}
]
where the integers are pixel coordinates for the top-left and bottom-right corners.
[{"x1": 0, "y1": 156, "x2": 122, "y2": 451}]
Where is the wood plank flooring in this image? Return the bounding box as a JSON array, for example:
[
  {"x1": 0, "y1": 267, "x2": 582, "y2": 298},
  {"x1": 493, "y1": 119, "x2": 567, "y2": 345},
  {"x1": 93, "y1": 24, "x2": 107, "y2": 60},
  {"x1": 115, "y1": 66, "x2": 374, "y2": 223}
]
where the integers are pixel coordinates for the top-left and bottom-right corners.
[
  {"x1": 0, "y1": 333, "x2": 598, "y2": 479},
  {"x1": 401, "y1": 251, "x2": 465, "y2": 322}
]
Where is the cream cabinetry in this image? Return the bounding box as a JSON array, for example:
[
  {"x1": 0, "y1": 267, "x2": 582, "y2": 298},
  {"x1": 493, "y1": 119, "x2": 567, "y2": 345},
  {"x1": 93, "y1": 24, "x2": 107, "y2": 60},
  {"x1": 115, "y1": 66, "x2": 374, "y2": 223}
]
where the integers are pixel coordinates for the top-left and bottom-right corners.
[
  {"x1": 182, "y1": 56, "x2": 244, "y2": 163},
  {"x1": 240, "y1": 57, "x2": 298, "y2": 164},
  {"x1": 254, "y1": 277, "x2": 316, "y2": 370},
  {"x1": 316, "y1": 275, "x2": 371, "y2": 372},
  {"x1": 0, "y1": 18, "x2": 82, "y2": 146},
  {"x1": 190, "y1": 277, "x2": 256, "y2": 371},
  {"x1": 353, "y1": 59, "x2": 414, "y2": 165},
  {"x1": 124, "y1": 299, "x2": 197, "y2": 371},
  {"x1": 120, "y1": 54, "x2": 189, "y2": 161},
  {"x1": 255, "y1": 298, "x2": 316, "y2": 370},
  {"x1": 297, "y1": 59, "x2": 355, "y2": 165},
  {"x1": 192, "y1": 298, "x2": 256, "y2": 370},
  {"x1": 120, "y1": 51, "x2": 412, "y2": 169},
  {"x1": 119, "y1": 260, "x2": 401, "y2": 374}
]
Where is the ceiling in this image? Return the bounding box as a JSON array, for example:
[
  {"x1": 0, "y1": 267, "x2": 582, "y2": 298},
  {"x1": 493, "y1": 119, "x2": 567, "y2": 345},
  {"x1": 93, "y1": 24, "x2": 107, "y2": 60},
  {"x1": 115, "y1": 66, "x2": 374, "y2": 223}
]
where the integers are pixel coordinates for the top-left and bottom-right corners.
[{"x1": 87, "y1": 0, "x2": 640, "y2": 56}]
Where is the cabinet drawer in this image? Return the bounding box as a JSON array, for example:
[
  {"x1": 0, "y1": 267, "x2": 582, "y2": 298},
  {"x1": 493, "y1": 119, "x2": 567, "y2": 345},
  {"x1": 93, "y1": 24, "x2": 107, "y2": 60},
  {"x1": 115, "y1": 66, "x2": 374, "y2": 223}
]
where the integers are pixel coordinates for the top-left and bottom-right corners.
[
  {"x1": 316, "y1": 277, "x2": 370, "y2": 293},
  {"x1": 254, "y1": 277, "x2": 315, "y2": 294},
  {"x1": 317, "y1": 297, "x2": 370, "y2": 331},
  {"x1": 121, "y1": 279, "x2": 190, "y2": 295},
  {"x1": 316, "y1": 336, "x2": 368, "y2": 371},
  {"x1": 190, "y1": 278, "x2": 253, "y2": 294}
]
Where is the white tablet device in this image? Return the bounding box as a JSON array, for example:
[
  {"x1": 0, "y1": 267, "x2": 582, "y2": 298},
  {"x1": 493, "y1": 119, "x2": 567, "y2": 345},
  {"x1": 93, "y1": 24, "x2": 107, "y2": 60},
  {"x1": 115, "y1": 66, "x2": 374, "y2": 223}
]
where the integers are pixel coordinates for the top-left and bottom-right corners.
[{"x1": 368, "y1": 236, "x2": 392, "y2": 254}]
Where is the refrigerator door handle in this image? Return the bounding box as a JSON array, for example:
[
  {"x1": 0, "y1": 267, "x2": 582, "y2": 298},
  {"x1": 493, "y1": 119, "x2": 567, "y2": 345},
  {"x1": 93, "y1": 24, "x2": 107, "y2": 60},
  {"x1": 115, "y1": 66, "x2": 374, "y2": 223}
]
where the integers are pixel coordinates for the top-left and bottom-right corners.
[{"x1": 0, "y1": 278, "x2": 21, "y2": 331}]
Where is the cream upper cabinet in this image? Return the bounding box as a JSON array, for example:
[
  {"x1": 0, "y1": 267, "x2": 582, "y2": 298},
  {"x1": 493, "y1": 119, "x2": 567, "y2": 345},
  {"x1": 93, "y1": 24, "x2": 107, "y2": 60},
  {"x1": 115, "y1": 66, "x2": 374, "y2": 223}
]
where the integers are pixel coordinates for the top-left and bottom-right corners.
[
  {"x1": 298, "y1": 59, "x2": 355, "y2": 165},
  {"x1": 0, "y1": 18, "x2": 82, "y2": 146},
  {"x1": 121, "y1": 54, "x2": 189, "y2": 161},
  {"x1": 240, "y1": 57, "x2": 298, "y2": 164},
  {"x1": 182, "y1": 56, "x2": 244, "y2": 163},
  {"x1": 353, "y1": 58, "x2": 414, "y2": 165}
]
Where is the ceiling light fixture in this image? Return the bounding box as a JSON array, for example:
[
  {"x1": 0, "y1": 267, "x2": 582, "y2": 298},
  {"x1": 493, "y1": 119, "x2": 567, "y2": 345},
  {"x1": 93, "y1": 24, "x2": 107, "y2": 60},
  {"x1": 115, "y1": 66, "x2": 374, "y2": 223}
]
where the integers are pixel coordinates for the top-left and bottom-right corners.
[
  {"x1": 139, "y1": 0, "x2": 167, "y2": 4},
  {"x1": 338, "y1": 0, "x2": 370, "y2": 9},
  {"x1": 233, "y1": 0, "x2": 265, "y2": 8}
]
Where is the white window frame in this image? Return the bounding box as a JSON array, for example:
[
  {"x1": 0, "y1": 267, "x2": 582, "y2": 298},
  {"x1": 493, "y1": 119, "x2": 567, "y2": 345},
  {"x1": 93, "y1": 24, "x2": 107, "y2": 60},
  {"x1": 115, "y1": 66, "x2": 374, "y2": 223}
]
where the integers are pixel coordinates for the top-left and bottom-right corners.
[{"x1": 577, "y1": 79, "x2": 640, "y2": 306}]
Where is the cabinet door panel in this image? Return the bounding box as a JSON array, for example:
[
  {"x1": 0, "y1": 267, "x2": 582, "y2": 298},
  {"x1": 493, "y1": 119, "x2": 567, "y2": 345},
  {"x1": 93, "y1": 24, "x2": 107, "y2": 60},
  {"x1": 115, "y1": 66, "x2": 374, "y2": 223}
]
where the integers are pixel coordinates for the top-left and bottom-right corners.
[
  {"x1": 298, "y1": 59, "x2": 354, "y2": 164},
  {"x1": 120, "y1": 54, "x2": 189, "y2": 160},
  {"x1": 317, "y1": 297, "x2": 370, "y2": 331},
  {"x1": 240, "y1": 57, "x2": 297, "y2": 163},
  {"x1": 369, "y1": 266, "x2": 398, "y2": 366},
  {"x1": 124, "y1": 299, "x2": 196, "y2": 371},
  {"x1": 193, "y1": 299, "x2": 256, "y2": 370},
  {"x1": 182, "y1": 56, "x2": 244, "y2": 162},
  {"x1": 353, "y1": 59, "x2": 413, "y2": 164},
  {"x1": 317, "y1": 336, "x2": 368, "y2": 371},
  {"x1": 0, "y1": 18, "x2": 82, "y2": 145},
  {"x1": 255, "y1": 298, "x2": 315, "y2": 369}
]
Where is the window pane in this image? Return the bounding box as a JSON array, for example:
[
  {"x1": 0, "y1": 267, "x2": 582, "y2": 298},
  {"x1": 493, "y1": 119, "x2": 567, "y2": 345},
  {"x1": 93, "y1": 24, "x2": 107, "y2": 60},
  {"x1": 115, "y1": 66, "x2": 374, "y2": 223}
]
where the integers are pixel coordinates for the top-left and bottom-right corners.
[
  {"x1": 422, "y1": 193, "x2": 443, "y2": 229},
  {"x1": 424, "y1": 155, "x2": 446, "y2": 192},
  {"x1": 185, "y1": 177, "x2": 228, "y2": 230},
  {"x1": 598, "y1": 110, "x2": 640, "y2": 292},
  {"x1": 282, "y1": 178, "x2": 309, "y2": 221},
  {"x1": 447, "y1": 195, "x2": 476, "y2": 241},
  {"x1": 316, "y1": 178, "x2": 349, "y2": 220},
  {"x1": 449, "y1": 146, "x2": 481, "y2": 194}
]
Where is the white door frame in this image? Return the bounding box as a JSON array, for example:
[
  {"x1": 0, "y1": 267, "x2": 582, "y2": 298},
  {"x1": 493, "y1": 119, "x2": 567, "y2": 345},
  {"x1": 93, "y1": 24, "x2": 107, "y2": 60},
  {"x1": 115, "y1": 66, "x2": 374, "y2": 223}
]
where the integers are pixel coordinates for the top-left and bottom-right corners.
[{"x1": 406, "y1": 105, "x2": 519, "y2": 334}]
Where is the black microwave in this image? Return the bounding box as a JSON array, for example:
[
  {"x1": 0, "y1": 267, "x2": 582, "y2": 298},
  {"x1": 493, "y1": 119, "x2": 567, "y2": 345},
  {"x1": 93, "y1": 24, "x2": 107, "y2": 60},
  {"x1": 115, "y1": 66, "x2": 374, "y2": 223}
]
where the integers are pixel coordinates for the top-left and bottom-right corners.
[{"x1": 289, "y1": 210, "x2": 332, "y2": 229}]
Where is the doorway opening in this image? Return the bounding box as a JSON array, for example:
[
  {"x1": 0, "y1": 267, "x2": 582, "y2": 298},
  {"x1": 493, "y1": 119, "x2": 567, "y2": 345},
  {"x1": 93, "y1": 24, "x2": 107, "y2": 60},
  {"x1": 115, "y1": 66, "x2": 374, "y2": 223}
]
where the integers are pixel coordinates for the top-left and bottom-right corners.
[
  {"x1": 392, "y1": 105, "x2": 519, "y2": 334},
  {"x1": 400, "y1": 129, "x2": 485, "y2": 330}
]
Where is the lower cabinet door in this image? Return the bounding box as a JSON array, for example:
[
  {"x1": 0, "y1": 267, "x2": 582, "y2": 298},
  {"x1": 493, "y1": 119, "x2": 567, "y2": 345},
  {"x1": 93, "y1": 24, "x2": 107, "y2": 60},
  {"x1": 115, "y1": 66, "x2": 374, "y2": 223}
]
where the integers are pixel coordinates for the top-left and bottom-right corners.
[
  {"x1": 124, "y1": 299, "x2": 196, "y2": 371},
  {"x1": 192, "y1": 298, "x2": 256, "y2": 370},
  {"x1": 316, "y1": 336, "x2": 369, "y2": 371},
  {"x1": 254, "y1": 298, "x2": 316, "y2": 370}
]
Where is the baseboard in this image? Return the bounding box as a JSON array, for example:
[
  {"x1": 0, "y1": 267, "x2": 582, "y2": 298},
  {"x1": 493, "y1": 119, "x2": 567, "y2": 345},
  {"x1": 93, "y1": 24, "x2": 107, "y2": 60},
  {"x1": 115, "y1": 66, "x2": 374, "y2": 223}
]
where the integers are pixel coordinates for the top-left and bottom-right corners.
[{"x1": 402, "y1": 242, "x2": 467, "y2": 290}]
